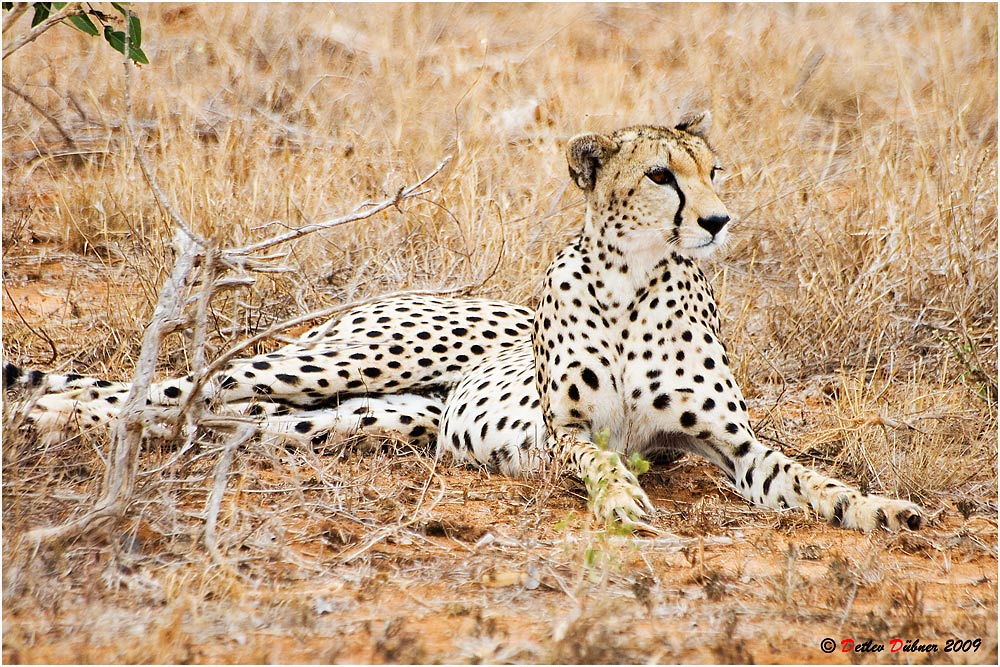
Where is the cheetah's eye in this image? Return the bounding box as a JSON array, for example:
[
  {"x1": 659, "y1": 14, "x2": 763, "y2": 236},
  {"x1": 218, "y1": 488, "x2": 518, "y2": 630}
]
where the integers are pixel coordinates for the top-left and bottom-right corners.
[{"x1": 646, "y1": 167, "x2": 676, "y2": 187}]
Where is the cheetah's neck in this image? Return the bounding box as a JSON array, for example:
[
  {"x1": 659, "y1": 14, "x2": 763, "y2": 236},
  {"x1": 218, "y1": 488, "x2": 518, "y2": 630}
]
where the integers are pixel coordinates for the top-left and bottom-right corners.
[{"x1": 579, "y1": 208, "x2": 692, "y2": 304}]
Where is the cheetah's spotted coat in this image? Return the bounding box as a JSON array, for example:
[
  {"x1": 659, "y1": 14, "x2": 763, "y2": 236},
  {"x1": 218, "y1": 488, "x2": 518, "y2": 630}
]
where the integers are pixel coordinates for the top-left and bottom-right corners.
[{"x1": 5, "y1": 114, "x2": 924, "y2": 532}]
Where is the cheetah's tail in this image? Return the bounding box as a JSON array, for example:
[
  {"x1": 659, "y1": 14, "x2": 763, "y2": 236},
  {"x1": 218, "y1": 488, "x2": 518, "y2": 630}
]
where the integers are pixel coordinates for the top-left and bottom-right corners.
[
  {"x1": 4, "y1": 362, "x2": 130, "y2": 395},
  {"x1": 4, "y1": 363, "x2": 45, "y2": 391}
]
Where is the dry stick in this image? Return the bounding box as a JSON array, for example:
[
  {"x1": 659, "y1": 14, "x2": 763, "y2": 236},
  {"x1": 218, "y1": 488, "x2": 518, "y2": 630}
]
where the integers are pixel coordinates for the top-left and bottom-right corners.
[
  {"x1": 2, "y1": 3, "x2": 29, "y2": 34},
  {"x1": 98, "y1": 13, "x2": 192, "y2": 511},
  {"x1": 204, "y1": 423, "x2": 257, "y2": 571},
  {"x1": 180, "y1": 246, "x2": 220, "y2": 455},
  {"x1": 2, "y1": 77, "x2": 76, "y2": 148},
  {"x1": 24, "y1": 13, "x2": 205, "y2": 546},
  {"x1": 224, "y1": 155, "x2": 452, "y2": 258},
  {"x1": 2, "y1": 3, "x2": 84, "y2": 60},
  {"x1": 2, "y1": 282, "x2": 58, "y2": 364},
  {"x1": 24, "y1": 231, "x2": 201, "y2": 545}
]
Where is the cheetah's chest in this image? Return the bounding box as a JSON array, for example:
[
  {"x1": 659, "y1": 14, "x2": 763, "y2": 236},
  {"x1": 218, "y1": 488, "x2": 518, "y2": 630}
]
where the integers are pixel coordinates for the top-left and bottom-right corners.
[{"x1": 538, "y1": 246, "x2": 732, "y2": 455}]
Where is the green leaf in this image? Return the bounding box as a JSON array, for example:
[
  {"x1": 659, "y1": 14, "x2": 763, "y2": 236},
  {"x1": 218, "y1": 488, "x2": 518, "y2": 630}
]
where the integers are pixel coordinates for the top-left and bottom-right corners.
[
  {"x1": 127, "y1": 12, "x2": 140, "y2": 47},
  {"x1": 109, "y1": 2, "x2": 142, "y2": 48},
  {"x1": 53, "y1": 2, "x2": 66, "y2": 8},
  {"x1": 593, "y1": 427, "x2": 611, "y2": 450},
  {"x1": 628, "y1": 452, "x2": 650, "y2": 476},
  {"x1": 110, "y1": 2, "x2": 129, "y2": 14},
  {"x1": 66, "y1": 13, "x2": 99, "y2": 36},
  {"x1": 102, "y1": 25, "x2": 149, "y2": 64},
  {"x1": 31, "y1": 3, "x2": 51, "y2": 27},
  {"x1": 129, "y1": 44, "x2": 148, "y2": 64}
]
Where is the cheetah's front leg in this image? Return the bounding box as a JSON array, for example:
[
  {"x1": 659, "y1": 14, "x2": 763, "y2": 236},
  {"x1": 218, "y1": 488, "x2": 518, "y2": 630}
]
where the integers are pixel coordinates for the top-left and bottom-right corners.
[
  {"x1": 730, "y1": 443, "x2": 925, "y2": 531},
  {"x1": 690, "y1": 431, "x2": 925, "y2": 532},
  {"x1": 556, "y1": 433, "x2": 656, "y2": 528}
]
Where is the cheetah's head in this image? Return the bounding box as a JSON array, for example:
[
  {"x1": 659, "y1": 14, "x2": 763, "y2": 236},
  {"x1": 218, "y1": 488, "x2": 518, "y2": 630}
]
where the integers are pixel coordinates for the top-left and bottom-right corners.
[{"x1": 567, "y1": 113, "x2": 730, "y2": 259}]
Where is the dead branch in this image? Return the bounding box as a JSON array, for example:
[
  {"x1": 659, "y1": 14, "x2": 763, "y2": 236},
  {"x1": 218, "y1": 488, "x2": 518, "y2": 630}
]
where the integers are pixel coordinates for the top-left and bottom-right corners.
[
  {"x1": 180, "y1": 246, "x2": 220, "y2": 453},
  {"x1": 2, "y1": 77, "x2": 77, "y2": 148},
  {"x1": 2, "y1": 3, "x2": 29, "y2": 34},
  {"x1": 2, "y1": 3, "x2": 84, "y2": 60},
  {"x1": 22, "y1": 8, "x2": 457, "y2": 550},
  {"x1": 224, "y1": 154, "x2": 452, "y2": 259},
  {"x1": 24, "y1": 229, "x2": 201, "y2": 545},
  {"x1": 204, "y1": 423, "x2": 257, "y2": 570}
]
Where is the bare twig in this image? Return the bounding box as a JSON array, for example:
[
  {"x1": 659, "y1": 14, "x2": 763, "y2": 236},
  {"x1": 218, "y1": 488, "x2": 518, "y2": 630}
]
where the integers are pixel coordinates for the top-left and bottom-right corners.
[
  {"x1": 2, "y1": 3, "x2": 29, "y2": 34},
  {"x1": 2, "y1": 3, "x2": 83, "y2": 60},
  {"x1": 2, "y1": 77, "x2": 76, "y2": 148},
  {"x1": 119, "y1": 13, "x2": 205, "y2": 248},
  {"x1": 24, "y1": 15, "x2": 204, "y2": 546},
  {"x1": 181, "y1": 245, "x2": 220, "y2": 451},
  {"x1": 225, "y1": 155, "x2": 452, "y2": 259},
  {"x1": 2, "y1": 282, "x2": 58, "y2": 365},
  {"x1": 24, "y1": 230, "x2": 201, "y2": 545},
  {"x1": 204, "y1": 423, "x2": 257, "y2": 570}
]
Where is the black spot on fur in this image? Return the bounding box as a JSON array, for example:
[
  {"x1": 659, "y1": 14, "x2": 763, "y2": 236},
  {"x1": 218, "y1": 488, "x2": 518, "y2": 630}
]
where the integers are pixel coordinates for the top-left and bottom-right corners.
[
  {"x1": 3, "y1": 363, "x2": 22, "y2": 388},
  {"x1": 761, "y1": 464, "x2": 779, "y2": 496},
  {"x1": 831, "y1": 496, "x2": 849, "y2": 527},
  {"x1": 902, "y1": 510, "x2": 922, "y2": 530}
]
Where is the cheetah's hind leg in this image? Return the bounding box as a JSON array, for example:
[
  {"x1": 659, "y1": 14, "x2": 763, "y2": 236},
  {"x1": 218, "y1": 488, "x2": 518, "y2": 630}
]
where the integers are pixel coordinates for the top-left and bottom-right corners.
[{"x1": 247, "y1": 394, "x2": 445, "y2": 452}]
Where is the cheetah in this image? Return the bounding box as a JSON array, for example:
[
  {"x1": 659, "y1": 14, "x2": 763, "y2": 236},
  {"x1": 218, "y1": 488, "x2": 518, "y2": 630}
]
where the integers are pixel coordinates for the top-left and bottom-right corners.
[{"x1": 4, "y1": 113, "x2": 924, "y2": 532}]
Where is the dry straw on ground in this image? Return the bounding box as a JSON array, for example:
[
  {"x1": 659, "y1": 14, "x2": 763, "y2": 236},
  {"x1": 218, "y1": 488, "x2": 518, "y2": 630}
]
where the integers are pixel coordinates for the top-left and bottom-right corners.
[{"x1": 2, "y1": 3, "x2": 997, "y2": 664}]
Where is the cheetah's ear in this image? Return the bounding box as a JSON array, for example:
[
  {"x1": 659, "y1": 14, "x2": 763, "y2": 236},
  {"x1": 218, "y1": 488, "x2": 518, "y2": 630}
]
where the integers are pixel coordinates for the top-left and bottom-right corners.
[
  {"x1": 567, "y1": 133, "x2": 620, "y2": 191},
  {"x1": 675, "y1": 110, "x2": 711, "y2": 138}
]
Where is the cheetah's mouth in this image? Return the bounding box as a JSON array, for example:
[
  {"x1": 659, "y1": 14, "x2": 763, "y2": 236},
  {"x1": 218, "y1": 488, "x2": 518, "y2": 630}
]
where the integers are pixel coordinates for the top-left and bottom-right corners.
[{"x1": 676, "y1": 232, "x2": 727, "y2": 259}]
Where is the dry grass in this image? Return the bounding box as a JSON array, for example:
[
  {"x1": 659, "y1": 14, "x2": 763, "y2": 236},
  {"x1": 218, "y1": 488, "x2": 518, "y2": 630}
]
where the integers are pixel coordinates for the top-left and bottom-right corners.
[{"x1": 2, "y1": 3, "x2": 997, "y2": 664}]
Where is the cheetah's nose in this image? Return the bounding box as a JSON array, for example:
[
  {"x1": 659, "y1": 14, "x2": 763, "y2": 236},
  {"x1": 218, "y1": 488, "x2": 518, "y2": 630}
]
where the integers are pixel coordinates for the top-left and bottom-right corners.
[{"x1": 697, "y1": 214, "x2": 730, "y2": 237}]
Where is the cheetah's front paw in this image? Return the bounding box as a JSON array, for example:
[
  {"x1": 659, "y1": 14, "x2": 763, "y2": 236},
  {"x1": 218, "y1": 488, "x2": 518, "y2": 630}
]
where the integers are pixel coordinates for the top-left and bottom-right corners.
[
  {"x1": 834, "y1": 494, "x2": 925, "y2": 532},
  {"x1": 581, "y1": 448, "x2": 656, "y2": 529}
]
